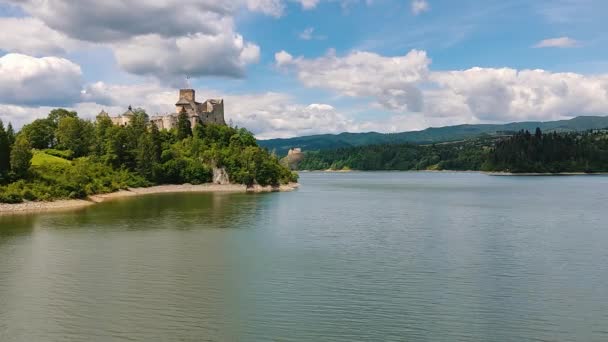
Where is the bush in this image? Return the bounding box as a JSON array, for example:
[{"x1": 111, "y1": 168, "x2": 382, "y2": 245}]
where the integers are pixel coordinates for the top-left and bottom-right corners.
[
  {"x1": 0, "y1": 189, "x2": 22, "y2": 203},
  {"x1": 43, "y1": 149, "x2": 74, "y2": 160}
]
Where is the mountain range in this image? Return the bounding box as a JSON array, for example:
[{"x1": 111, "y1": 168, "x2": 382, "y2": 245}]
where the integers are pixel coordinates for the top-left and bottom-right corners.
[{"x1": 258, "y1": 116, "x2": 608, "y2": 156}]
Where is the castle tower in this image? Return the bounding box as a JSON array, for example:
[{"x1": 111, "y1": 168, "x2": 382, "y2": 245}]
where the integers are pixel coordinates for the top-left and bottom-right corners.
[{"x1": 179, "y1": 89, "x2": 195, "y2": 102}]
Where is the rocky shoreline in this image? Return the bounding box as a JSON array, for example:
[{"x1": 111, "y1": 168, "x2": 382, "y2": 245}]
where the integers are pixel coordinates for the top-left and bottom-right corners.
[{"x1": 0, "y1": 183, "x2": 300, "y2": 215}]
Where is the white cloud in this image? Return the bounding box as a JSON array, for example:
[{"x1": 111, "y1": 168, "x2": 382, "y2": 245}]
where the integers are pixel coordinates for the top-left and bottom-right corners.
[
  {"x1": 247, "y1": 0, "x2": 286, "y2": 17},
  {"x1": 299, "y1": 27, "x2": 315, "y2": 40},
  {"x1": 411, "y1": 0, "x2": 430, "y2": 15},
  {"x1": 113, "y1": 33, "x2": 260, "y2": 82},
  {"x1": 297, "y1": 0, "x2": 321, "y2": 10},
  {"x1": 430, "y1": 67, "x2": 608, "y2": 122},
  {"x1": 0, "y1": 17, "x2": 85, "y2": 56},
  {"x1": 298, "y1": 27, "x2": 326, "y2": 40},
  {"x1": 3, "y1": 0, "x2": 265, "y2": 80},
  {"x1": 276, "y1": 49, "x2": 431, "y2": 112},
  {"x1": 5, "y1": 0, "x2": 237, "y2": 42},
  {"x1": 0, "y1": 53, "x2": 83, "y2": 106},
  {"x1": 275, "y1": 50, "x2": 295, "y2": 66},
  {"x1": 277, "y1": 48, "x2": 608, "y2": 125},
  {"x1": 534, "y1": 37, "x2": 579, "y2": 48}
]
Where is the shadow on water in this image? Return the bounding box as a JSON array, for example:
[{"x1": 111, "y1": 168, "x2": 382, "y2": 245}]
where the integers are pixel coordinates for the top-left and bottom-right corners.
[{"x1": 0, "y1": 192, "x2": 269, "y2": 238}]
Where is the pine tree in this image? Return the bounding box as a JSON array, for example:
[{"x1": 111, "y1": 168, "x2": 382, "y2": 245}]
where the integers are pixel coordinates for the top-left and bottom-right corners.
[
  {"x1": 6, "y1": 123, "x2": 15, "y2": 147},
  {"x1": 0, "y1": 120, "x2": 10, "y2": 176},
  {"x1": 136, "y1": 132, "x2": 157, "y2": 181},
  {"x1": 10, "y1": 135, "x2": 32, "y2": 179},
  {"x1": 149, "y1": 122, "x2": 162, "y2": 161},
  {"x1": 176, "y1": 109, "x2": 192, "y2": 140}
]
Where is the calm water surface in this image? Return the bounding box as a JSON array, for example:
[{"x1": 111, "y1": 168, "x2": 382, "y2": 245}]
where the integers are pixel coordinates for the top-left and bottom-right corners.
[{"x1": 1, "y1": 172, "x2": 608, "y2": 341}]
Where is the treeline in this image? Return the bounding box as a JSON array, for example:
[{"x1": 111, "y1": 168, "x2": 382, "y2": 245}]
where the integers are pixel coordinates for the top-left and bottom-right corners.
[
  {"x1": 297, "y1": 129, "x2": 608, "y2": 173},
  {"x1": 0, "y1": 109, "x2": 296, "y2": 203},
  {"x1": 297, "y1": 138, "x2": 491, "y2": 171},
  {"x1": 486, "y1": 129, "x2": 608, "y2": 173}
]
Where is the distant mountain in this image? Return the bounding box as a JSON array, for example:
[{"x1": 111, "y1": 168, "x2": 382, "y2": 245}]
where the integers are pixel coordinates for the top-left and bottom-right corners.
[{"x1": 258, "y1": 116, "x2": 608, "y2": 156}]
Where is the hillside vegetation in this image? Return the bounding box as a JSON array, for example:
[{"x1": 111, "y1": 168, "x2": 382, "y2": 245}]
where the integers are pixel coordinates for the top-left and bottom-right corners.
[
  {"x1": 297, "y1": 129, "x2": 608, "y2": 173},
  {"x1": 0, "y1": 109, "x2": 297, "y2": 204},
  {"x1": 259, "y1": 116, "x2": 608, "y2": 156}
]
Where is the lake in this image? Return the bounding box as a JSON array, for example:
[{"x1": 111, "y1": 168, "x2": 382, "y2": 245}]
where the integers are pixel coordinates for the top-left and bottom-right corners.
[{"x1": 1, "y1": 172, "x2": 608, "y2": 341}]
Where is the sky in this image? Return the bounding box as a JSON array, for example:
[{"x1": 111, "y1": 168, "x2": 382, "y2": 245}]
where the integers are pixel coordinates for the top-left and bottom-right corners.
[{"x1": 0, "y1": 0, "x2": 607, "y2": 139}]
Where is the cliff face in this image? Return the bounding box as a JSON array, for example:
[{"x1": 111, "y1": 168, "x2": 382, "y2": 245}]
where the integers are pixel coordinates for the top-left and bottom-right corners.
[
  {"x1": 213, "y1": 167, "x2": 230, "y2": 185},
  {"x1": 281, "y1": 150, "x2": 304, "y2": 170}
]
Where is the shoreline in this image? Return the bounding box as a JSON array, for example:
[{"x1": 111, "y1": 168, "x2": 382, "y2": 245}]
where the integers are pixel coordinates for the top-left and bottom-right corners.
[
  {"x1": 0, "y1": 183, "x2": 300, "y2": 215},
  {"x1": 301, "y1": 169, "x2": 608, "y2": 176}
]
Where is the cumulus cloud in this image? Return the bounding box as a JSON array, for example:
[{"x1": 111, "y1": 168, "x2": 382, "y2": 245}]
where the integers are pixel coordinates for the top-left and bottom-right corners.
[
  {"x1": 275, "y1": 51, "x2": 295, "y2": 66},
  {"x1": 534, "y1": 37, "x2": 579, "y2": 48},
  {"x1": 3, "y1": 0, "x2": 266, "y2": 80},
  {"x1": 247, "y1": 0, "x2": 286, "y2": 17},
  {"x1": 0, "y1": 17, "x2": 84, "y2": 56},
  {"x1": 277, "y1": 48, "x2": 608, "y2": 124},
  {"x1": 224, "y1": 93, "x2": 356, "y2": 138},
  {"x1": 0, "y1": 53, "x2": 83, "y2": 106},
  {"x1": 113, "y1": 33, "x2": 260, "y2": 82},
  {"x1": 276, "y1": 49, "x2": 431, "y2": 112},
  {"x1": 431, "y1": 67, "x2": 608, "y2": 122},
  {"x1": 5, "y1": 0, "x2": 237, "y2": 42},
  {"x1": 411, "y1": 0, "x2": 430, "y2": 15}
]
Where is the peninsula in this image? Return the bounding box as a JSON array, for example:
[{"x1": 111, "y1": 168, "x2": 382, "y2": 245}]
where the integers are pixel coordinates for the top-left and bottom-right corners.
[{"x1": 0, "y1": 89, "x2": 299, "y2": 210}]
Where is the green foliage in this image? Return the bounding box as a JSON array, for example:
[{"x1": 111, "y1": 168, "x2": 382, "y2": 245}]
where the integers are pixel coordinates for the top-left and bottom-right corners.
[
  {"x1": 6, "y1": 123, "x2": 15, "y2": 147},
  {"x1": 0, "y1": 158, "x2": 149, "y2": 203},
  {"x1": 56, "y1": 116, "x2": 95, "y2": 157},
  {"x1": 0, "y1": 120, "x2": 10, "y2": 178},
  {"x1": 298, "y1": 139, "x2": 490, "y2": 171},
  {"x1": 10, "y1": 135, "x2": 32, "y2": 178},
  {"x1": 42, "y1": 149, "x2": 74, "y2": 160},
  {"x1": 485, "y1": 129, "x2": 608, "y2": 173},
  {"x1": 20, "y1": 119, "x2": 56, "y2": 149},
  {"x1": 31, "y1": 150, "x2": 71, "y2": 167},
  {"x1": 0, "y1": 108, "x2": 297, "y2": 203},
  {"x1": 296, "y1": 129, "x2": 608, "y2": 174},
  {"x1": 48, "y1": 108, "x2": 78, "y2": 127},
  {"x1": 176, "y1": 110, "x2": 192, "y2": 140}
]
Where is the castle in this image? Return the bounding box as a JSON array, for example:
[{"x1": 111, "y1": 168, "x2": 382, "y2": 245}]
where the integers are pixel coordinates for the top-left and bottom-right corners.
[{"x1": 98, "y1": 89, "x2": 225, "y2": 129}]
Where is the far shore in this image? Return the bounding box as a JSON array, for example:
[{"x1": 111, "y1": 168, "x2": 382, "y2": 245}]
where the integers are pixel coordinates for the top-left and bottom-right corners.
[
  {"x1": 0, "y1": 183, "x2": 300, "y2": 215},
  {"x1": 300, "y1": 169, "x2": 608, "y2": 176}
]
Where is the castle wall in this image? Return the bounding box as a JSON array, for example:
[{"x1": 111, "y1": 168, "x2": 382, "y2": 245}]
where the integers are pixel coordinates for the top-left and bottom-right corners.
[{"x1": 107, "y1": 89, "x2": 226, "y2": 130}]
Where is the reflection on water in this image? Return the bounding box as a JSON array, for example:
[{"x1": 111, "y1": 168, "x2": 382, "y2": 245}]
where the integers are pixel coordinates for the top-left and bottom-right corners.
[{"x1": 1, "y1": 173, "x2": 608, "y2": 341}]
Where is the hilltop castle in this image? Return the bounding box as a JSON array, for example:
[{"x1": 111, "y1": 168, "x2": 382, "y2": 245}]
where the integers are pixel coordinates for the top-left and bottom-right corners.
[{"x1": 98, "y1": 89, "x2": 226, "y2": 129}]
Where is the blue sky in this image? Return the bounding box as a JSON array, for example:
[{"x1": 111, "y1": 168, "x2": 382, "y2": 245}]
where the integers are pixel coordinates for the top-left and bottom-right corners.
[{"x1": 0, "y1": 0, "x2": 607, "y2": 138}]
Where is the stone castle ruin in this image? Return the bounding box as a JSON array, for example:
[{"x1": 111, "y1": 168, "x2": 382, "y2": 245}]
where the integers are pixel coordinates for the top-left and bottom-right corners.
[{"x1": 98, "y1": 89, "x2": 225, "y2": 130}]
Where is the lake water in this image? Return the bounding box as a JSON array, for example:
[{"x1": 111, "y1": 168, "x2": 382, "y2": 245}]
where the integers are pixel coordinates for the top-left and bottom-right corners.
[{"x1": 1, "y1": 172, "x2": 608, "y2": 341}]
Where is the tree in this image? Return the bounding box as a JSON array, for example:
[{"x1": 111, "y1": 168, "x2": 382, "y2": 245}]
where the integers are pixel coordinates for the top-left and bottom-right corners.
[
  {"x1": 0, "y1": 121, "x2": 10, "y2": 177},
  {"x1": 21, "y1": 119, "x2": 55, "y2": 149},
  {"x1": 104, "y1": 125, "x2": 130, "y2": 168},
  {"x1": 149, "y1": 122, "x2": 162, "y2": 162},
  {"x1": 136, "y1": 132, "x2": 159, "y2": 180},
  {"x1": 6, "y1": 123, "x2": 15, "y2": 147},
  {"x1": 535, "y1": 127, "x2": 543, "y2": 140},
  {"x1": 48, "y1": 108, "x2": 77, "y2": 127},
  {"x1": 10, "y1": 135, "x2": 32, "y2": 179},
  {"x1": 94, "y1": 114, "x2": 114, "y2": 155},
  {"x1": 176, "y1": 109, "x2": 192, "y2": 140},
  {"x1": 56, "y1": 117, "x2": 94, "y2": 157}
]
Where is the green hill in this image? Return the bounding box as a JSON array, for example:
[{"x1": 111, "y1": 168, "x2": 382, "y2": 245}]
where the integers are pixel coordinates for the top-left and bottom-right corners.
[{"x1": 258, "y1": 116, "x2": 608, "y2": 156}]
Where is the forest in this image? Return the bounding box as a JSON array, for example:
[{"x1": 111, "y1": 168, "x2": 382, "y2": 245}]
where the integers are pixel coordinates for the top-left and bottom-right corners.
[
  {"x1": 0, "y1": 109, "x2": 297, "y2": 203},
  {"x1": 296, "y1": 129, "x2": 608, "y2": 173}
]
